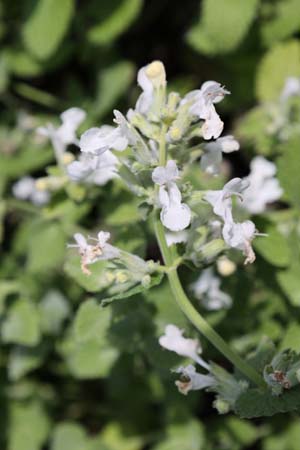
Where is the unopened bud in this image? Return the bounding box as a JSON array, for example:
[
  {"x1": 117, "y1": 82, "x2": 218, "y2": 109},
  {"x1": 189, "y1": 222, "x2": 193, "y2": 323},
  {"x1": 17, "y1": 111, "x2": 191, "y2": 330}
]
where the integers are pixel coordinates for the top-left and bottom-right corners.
[
  {"x1": 62, "y1": 152, "x2": 75, "y2": 165},
  {"x1": 213, "y1": 398, "x2": 230, "y2": 414},
  {"x1": 35, "y1": 178, "x2": 48, "y2": 191},
  {"x1": 142, "y1": 274, "x2": 151, "y2": 287},
  {"x1": 169, "y1": 126, "x2": 182, "y2": 141},
  {"x1": 217, "y1": 256, "x2": 236, "y2": 277},
  {"x1": 145, "y1": 61, "x2": 166, "y2": 88},
  {"x1": 116, "y1": 271, "x2": 128, "y2": 283},
  {"x1": 105, "y1": 271, "x2": 115, "y2": 283}
]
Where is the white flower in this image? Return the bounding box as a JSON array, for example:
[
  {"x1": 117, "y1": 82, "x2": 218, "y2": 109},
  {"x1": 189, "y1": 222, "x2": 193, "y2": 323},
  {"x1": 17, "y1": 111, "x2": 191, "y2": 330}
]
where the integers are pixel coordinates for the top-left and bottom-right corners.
[
  {"x1": 67, "y1": 151, "x2": 119, "y2": 186},
  {"x1": 183, "y1": 81, "x2": 230, "y2": 140},
  {"x1": 241, "y1": 157, "x2": 283, "y2": 214},
  {"x1": 222, "y1": 218, "x2": 257, "y2": 265},
  {"x1": 159, "y1": 324, "x2": 210, "y2": 370},
  {"x1": 79, "y1": 124, "x2": 128, "y2": 155},
  {"x1": 12, "y1": 176, "x2": 50, "y2": 206},
  {"x1": 159, "y1": 184, "x2": 191, "y2": 231},
  {"x1": 280, "y1": 76, "x2": 300, "y2": 101},
  {"x1": 165, "y1": 230, "x2": 188, "y2": 247},
  {"x1": 68, "y1": 231, "x2": 120, "y2": 275},
  {"x1": 201, "y1": 135, "x2": 240, "y2": 175},
  {"x1": 152, "y1": 160, "x2": 179, "y2": 185},
  {"x1": 152, "y1": 160, "x2": 191, "y2": 232},
  {"x1": 191, "y1": 268, "x2": 232, "y2": 310},
  {"x1": 174, "y1": 365, "x2": 215, "y2": 395},
  {"x1": 205, "y1": 178, "x2": 249, "y2": 220},
  {"x1": 37, "y1": 107, "x2": 86, "y2": 159},
  {"x1": 135, "y1": 61, "x2": 166, "y2": 114}
]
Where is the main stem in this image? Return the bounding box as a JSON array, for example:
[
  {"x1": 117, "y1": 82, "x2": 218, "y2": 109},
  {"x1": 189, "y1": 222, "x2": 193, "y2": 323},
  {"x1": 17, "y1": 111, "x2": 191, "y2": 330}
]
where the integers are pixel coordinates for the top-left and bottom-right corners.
[{"x1": 154, "y1": 124, "x2": 265, "y2": 389}]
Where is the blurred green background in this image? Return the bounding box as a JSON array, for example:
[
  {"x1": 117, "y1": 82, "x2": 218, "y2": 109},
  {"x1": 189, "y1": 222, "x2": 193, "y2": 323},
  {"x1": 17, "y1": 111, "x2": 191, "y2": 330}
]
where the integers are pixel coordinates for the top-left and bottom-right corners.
[{"x1": 1, "y1": 0, "x2": 300, "y2": 449}]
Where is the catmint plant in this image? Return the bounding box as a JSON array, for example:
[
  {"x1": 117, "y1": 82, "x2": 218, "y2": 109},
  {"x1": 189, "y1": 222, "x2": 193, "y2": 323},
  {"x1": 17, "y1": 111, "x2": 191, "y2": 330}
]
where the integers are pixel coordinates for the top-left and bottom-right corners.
[{"x1": 36, "y1": 61, "x2": 300, "y2": 416}]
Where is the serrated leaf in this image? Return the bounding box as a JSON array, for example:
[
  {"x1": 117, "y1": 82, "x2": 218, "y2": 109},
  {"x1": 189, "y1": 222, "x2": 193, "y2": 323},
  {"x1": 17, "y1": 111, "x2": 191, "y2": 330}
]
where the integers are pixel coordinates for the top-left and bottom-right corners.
[
  {"x1": 277, "y1": 138, "x2": 300, "y2": 207},
  {"x1": 261, "y1": 0, "x2": 300, "y2": 47},
  {"x1": 186, "y1": 0, "x2": 259, "y2": 55},
  {"x1": 256, "y1": 40, "x2": 300, "y2": 102},
  {"x1": 88, "y1": 0, "x2": 143, "y2": 45},
  {"x1": 253, "y1": 225, "x2": 290, "y2": 267},
  {"x1": 2, "y1": 299, "x2": 41, "y2": 346},
  {"x1": 235, "y1": 385, "x2": 300, "y2": 418},
  {"x1": 22, "y1": 0, "x2": 74, "y2": 60},
  {"x1": 100, "y1": 272, "x2": 164, "y2": 306}
]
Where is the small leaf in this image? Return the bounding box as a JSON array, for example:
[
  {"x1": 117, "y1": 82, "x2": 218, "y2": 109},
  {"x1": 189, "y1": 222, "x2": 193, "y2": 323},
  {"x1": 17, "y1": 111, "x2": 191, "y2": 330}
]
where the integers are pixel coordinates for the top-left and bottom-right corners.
[
  {"x1": 22, "y1": 0, "x2": 74, "y2": 60},
  {"x1": 279, "y1": 323, "x2": 300, "y2": 352},
  {"x1": 253, "y1": 225, "x2": 291, "y2": 267},
  {"x1": 261, "y1": 0, "x2": 300, "y2": 47},
  {"x1": 95, "y1": 61, "x2": 135, "y2": 118},
  {"x1": 74, "y1": 299, "x2": 111, "y2": 343},
  {"x1": 8, "y1": 345, "x2": 45, "y2": 381},
  {"x1": 100, "y1": 272, "x2": 164, "y2": 306},
  {"x1": 51, "y1": 422, "x2": 88, "y2": 450},
  {"x1": 256, "y1": 40, "x2": 300, "y2": 102},
  {"x1": 8, "y1": 400, "x2": 50, "y2": 450},
  {"x1": 2, "y1": 299, "x2": 41, "y2": 346},
  {"x1": 277, "y1": 263, "x2": 300, "y2": 306},
  {"x1": 88, "y1": 0, "x2": 143, "y2": 45},
  {"x1": 152, "y1": 419, "x2": 205, "y2": 450},
  {"x1": 186, "y1": 0, "x2": 259, "y2": 55},
  {"x1": 277, "y1": 138, "x2": 300, "y2": 207},
  {"x1": 39, "y1": 290, "x2": 70, "y2": 334}
]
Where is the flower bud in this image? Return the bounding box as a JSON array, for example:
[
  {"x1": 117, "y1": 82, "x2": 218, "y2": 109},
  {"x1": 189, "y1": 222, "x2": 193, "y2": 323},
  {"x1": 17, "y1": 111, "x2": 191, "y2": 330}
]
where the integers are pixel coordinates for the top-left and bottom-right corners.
[{"x1": 145, "y1": 61, "x2": 166, "y2": 89}]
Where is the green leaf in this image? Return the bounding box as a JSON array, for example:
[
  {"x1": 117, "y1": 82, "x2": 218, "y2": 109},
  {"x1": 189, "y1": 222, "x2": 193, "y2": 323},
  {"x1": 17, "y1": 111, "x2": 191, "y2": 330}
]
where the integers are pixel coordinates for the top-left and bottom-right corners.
[
  {"x1": 74, "y1": 299, "x2": 111, "y2": 343},
  {"x1": 100, "y1": 272, "x2": 164, "y2": 306},
  {"x1": 27, "y1": 222, "x2": 66, "y2": 273},
  {"x1": 277, "y1": 263, "x2": 300, "y2": 306},
  {"x1": 64, "y1": 255, "x2": 113, "y2": 293},
  {"x1": 65, "y1": 340, "x2": 119, "y2": 379},
  {"x1": 0, "y1": 146, "x2": 53, "y2": 177},
  {"x1": 51, "y1": 422, "x2": 88, "y2": 450},
  {"x1": 256, "y1": 40, "x2": 300, "y2": 102},
  {"x1": 186, "y1": 0, "x2": 259, "y2": 55},
  {"x1": 235, "y1": 385, "x2": 300, "y2": 418},
  {"x1": 152, "y1": 419, "x2": 205, "y2": 450},
  {"x1": 8, "y1": 400, "x2": 50, "y2": 450},
  {"x1": 253, "y1": 225, "x2": 291, "y2": 267},
  {"x1": 277, "y1": 138, "x2": 300, "y2": 207},
  {"x1": 22, "y1": 0, "x2": 74, "y2": 60},
  {"x1": 95, "y1": 61, "x2": 135, "y2": 118},
  {"x1": 101, "y1": 422, "x2": 143, "y2": 450},
  {"x1": 88, "y1": 0, "x2": 143, "y2": 45},
  {"x1": 8, "y1": 345, "x2": 45, "y2": 381},
  {"x1": 39, "y1": 290, "x2": 70, "y2": 334},
  {"x1": 279, "y1": 323, "x2": 300, "y2": 352},
  {"x1": 2, "y1": 299, "x2": 41, "y2": 346},
  {"x1": 261, "y1": 0, "x2": 300, "y2": 47},
  {"x1": 0, "y1": 281, "x2": 20, "y2": 316},
  {"x1": 5, "y1": 49, "x2": 44, "y2": 77}
]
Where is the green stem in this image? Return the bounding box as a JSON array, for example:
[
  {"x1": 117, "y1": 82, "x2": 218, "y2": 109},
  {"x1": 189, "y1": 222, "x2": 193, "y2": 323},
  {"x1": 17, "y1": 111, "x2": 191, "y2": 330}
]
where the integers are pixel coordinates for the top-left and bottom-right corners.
[
  {"x1": 154, "y1": 125, "x2": 265, "y2": 388},
  {"x1": 154, "y1": 220, "x2": 265, "y2": 388}
]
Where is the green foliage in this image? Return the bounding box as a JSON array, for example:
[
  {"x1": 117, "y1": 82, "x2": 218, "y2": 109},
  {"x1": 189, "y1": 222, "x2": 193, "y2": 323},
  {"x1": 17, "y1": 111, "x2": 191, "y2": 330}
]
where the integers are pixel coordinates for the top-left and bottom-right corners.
[
  {"x1": 261, "y1": 0, "x2": 300, "y2": 47},
  {"x1": 2, "y1": 299, "x2": 41, "y2": 346},
  {"x1": 277, "y1": 138, "x2": 300, "y2": 207},
  {"x1": 256, "y1": 40, "x2": 300, "y2": 101},
  {"x1": 87, "y1": 0, "x2": 143, "y2": 45},
  {"x1": 187, "y1": 0, "x2": 259, "y2": 54},
  {"x1": 22, "y1": 0, "x2": 74, "y2": 60}
]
